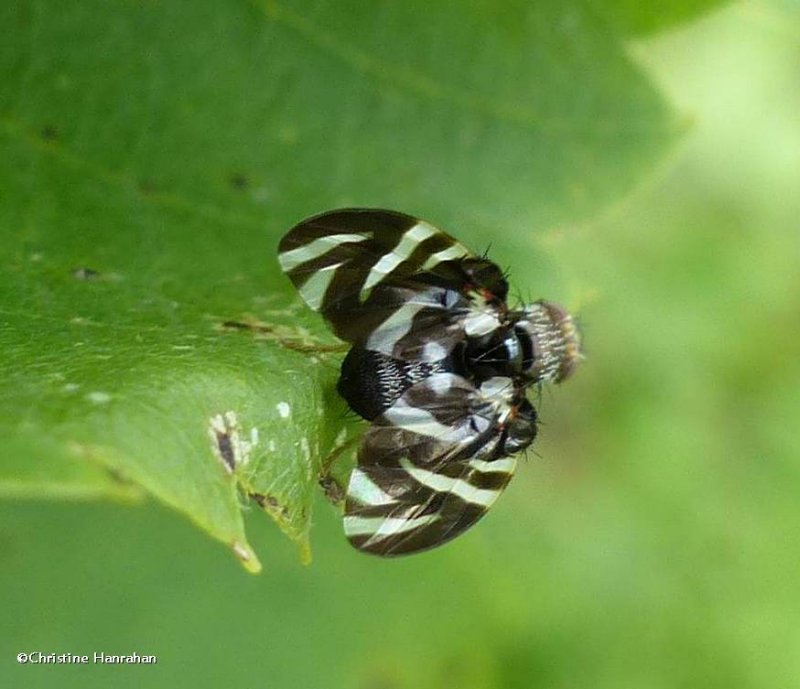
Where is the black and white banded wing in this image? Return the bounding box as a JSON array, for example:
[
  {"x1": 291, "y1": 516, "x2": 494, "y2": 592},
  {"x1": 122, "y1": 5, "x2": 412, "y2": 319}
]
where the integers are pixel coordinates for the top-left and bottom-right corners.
[
  {"x1": 343, "y1": 373, "x2": 518, "y2": 556},
  {"x1": 278, "y1": 209, "x2": 508, "y2": 361}
]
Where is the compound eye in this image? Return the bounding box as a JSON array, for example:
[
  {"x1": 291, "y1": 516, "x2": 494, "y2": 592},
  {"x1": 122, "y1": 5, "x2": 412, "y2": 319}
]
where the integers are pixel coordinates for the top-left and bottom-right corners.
[
  {"x1": 503, "y1": 400, "x2": 538, "y2": 454},
  {"x1": 515, "y1": 399, "x2": 537, "y2": 423},
  {"x1": 514, "y1": 325, "x2": 538, "y2": 375}
]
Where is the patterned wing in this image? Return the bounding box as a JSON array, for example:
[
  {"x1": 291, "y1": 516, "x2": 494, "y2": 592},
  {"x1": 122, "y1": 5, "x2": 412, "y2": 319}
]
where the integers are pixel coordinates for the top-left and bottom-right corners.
[
  {"x1": 343, "y1": 372, "x2": 518, "y2": 556},
  {"x1": 278, "y1": 208, "x2": 508, "y2": 361}
]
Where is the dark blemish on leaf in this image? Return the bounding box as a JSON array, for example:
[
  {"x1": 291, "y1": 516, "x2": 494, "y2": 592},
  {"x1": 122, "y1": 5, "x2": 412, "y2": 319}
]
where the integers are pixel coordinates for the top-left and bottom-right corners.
[
  {"x1": 220, "y1": 319, "x2": 348, "y2": 353},
  {"x1": 229, "y1": 172, "x2": 249, "y2": 190},
  {"x1": 138, "y1": 179, "x2": 157, "y2": 195},
  {"x1": 208, "y1": 412, "x2": 257, "y2": 473},
  {"x1": 251, "y1": 492, "x2": 290, "y2": 519},
  {"x1": 72, "y1": 266, "x2": 100, "y2": 280},
  {"x1": 222, "y1": 319, "x2": 263, "y2": 332},
  {"x1": 319, "y1": 475, "x2": 345, "y2": 505},
  {"x1": 319, "y1": 434, "x2": 359, "y2": 502},
  {"x1": 251, "y1": 492, "x2": 273, "y2": 509},
  {"x1": 40, "y1": 124, "x2": 59, "y2": 142},
  {"x1": 214, "y1": 431, "x2": 236, "y2": 472},
  {"x1": 104, "y1": 466, "x2": 134, "y2": 486}
]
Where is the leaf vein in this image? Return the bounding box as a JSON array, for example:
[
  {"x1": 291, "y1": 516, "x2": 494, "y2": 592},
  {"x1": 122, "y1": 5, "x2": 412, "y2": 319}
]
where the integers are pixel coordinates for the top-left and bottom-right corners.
[{"x1": 254, "y1": 0, "x2": 678, "y2": 134}]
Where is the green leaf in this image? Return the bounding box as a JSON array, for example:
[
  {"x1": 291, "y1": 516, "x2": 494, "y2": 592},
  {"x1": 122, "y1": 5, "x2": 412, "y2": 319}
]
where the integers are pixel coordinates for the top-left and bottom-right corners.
[
  {"x1": 0, "y1": 0, "x2": 717, "y2": 568},
  {"x1": 586, "y1": 0, "x2": 730, "y2": 37}
]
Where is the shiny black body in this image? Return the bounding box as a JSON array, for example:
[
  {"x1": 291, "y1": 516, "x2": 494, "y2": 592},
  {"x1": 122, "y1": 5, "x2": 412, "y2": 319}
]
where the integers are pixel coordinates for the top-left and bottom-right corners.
[
  {"x1": 338, "y1": 347, "x2": 448, "y2": 421},
  {"x1": 338, "y1": 314, "x2": 538, "y2": 422}
]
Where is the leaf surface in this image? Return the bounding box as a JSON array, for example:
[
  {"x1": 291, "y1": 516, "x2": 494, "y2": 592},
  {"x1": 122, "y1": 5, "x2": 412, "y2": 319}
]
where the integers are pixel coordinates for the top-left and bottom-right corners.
[{"x1": 0, "y1": 0, "x2": 720, "y2": 567}]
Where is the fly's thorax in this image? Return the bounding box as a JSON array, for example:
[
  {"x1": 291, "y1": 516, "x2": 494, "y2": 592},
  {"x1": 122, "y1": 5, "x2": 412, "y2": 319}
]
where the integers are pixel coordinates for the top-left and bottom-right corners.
[
  {"x1": 463, "y1": 326, "x2": 524, "y2": 381},
  {"x1": 513, "y1": 301, "x2": 582, "y2": 384}
]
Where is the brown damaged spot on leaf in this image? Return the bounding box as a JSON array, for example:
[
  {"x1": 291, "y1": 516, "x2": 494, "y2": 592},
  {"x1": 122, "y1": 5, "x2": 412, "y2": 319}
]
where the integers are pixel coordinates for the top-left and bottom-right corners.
[
  {"x1": 40, "y1": 124, "x2": 59, "y2": 142},
  {"x1": 319, "y1": 474, "x2": 345, "y2": 506},
  {"x1": 219, "y1": 316, "x2": 348, "y2": 353},
  {"x1": 103, "y1": 465, "x2": 137, "y2": 489},
  {"x1": 318, "y1": 433, "x2": 358, "y2": 506},
  {"x1": 65, "y1": 442, "x2": 144, "y2": 501},
  {"x1": 208, "y1": 411, "x2": 258, "y2": 475},
  {"x1": 250, "y1": 491, "x2": 290, "y2": 519},
  {"x1": 137, "y1": 179, "x2": 157, "y2": 195},
  {"x1": 71, "y1": 266, "x2": 101, "y2": 280},
  {"x1": 69, "y1": 267, "x2": 123, "y2": 283},
  {"x1": 228, "y1": 172, "x2": 249, "y2": 190},
  {"x1": 231, "y1": 540, "x2": 262, "y2": 574},
  {"x1": 213, "y1": 430, "x2": 236, "y2": 473},
  {"x1": 249, "y1": 490, "x2": 312, "y2": 564}
]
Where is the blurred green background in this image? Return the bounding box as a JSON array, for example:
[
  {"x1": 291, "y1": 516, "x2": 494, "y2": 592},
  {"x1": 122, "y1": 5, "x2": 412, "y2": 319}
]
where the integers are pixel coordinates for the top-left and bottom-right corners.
[{"x1": 2, "y1": 1, "x2": 800, "y2": 688}]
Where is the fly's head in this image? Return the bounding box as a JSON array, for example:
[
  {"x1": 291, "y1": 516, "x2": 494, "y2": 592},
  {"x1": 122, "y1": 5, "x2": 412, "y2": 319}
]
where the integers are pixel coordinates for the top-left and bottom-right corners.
[{"x1": 513, "y1": 301, "x2": 582, "y2": 385}]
